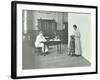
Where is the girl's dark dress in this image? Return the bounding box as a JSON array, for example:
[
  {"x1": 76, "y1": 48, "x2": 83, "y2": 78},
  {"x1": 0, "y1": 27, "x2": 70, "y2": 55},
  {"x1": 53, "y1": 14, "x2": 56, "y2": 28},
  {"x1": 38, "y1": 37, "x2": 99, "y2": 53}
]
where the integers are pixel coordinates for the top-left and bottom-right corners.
[{"x1": 69, "y1": 36, "x2": 75, "y2": 56}]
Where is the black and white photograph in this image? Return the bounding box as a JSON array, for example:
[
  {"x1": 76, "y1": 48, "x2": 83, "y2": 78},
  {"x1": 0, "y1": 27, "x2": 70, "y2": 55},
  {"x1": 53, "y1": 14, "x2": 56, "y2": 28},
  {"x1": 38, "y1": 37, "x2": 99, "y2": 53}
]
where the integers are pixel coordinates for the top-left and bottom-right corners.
[
  {"x1": 11, "y1": 1, "x2": 97, "y2": 79},
  {"x1": 22, "y1": 10, "x2": 90, "y2": 69}
]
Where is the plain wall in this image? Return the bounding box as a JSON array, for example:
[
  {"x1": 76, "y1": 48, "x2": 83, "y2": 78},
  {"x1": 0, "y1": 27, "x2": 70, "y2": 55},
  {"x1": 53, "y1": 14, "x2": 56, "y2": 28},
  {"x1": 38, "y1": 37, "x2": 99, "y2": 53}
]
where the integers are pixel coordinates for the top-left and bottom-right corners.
[{"x1": 68, "y1": 13, "x2": 91, "y2": 62}]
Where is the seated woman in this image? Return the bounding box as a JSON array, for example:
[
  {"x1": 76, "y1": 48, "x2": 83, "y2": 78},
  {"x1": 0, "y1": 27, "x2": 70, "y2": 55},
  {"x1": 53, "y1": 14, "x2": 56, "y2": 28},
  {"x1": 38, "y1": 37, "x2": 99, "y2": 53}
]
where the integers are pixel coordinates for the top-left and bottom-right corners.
[
  {"x1": 35, "y1": 31, "x2": 48, "y2": 53},
  {"x1": 68, "y1": 35, "x2": 75, "y2": 56}
]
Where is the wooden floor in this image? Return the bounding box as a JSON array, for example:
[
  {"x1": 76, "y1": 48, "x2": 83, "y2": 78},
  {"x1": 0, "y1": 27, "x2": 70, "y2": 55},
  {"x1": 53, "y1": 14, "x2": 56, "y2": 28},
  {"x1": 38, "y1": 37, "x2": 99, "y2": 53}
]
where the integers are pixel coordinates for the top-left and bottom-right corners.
[{"x1": 22, "y1": 38, "x2": 90, "y2": 70}]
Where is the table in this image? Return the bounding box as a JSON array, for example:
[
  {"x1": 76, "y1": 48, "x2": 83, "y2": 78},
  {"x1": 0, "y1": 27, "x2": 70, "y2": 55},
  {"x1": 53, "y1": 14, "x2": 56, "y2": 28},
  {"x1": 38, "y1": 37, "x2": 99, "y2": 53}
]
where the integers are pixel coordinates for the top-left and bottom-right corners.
[{"x1": 41, "y1": 40, "x2": 62, "y2": 53}]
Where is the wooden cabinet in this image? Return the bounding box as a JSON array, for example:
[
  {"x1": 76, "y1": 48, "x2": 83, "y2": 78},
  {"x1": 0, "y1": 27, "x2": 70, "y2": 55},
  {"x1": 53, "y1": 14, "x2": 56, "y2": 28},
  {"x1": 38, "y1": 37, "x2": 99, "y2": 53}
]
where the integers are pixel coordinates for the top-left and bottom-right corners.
[{"x1": 38, "y1": 19, "x2": 57, "y2": 38}]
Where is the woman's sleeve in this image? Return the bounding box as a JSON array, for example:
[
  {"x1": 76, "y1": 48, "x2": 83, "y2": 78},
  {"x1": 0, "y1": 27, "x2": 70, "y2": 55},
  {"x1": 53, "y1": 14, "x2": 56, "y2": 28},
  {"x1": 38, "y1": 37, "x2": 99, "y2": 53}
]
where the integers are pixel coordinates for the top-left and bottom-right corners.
[
  {"x1": 75, "y1": 31, "x2": 80, "y2": 38},
  {"x1": 41, "y1": 36, "x2": 47, "y2": 41}
]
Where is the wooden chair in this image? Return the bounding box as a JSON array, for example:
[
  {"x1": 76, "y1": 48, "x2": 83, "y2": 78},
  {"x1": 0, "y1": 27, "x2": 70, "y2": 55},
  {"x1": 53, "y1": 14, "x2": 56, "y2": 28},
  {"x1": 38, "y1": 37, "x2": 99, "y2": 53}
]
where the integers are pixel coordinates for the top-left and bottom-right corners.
[{"x1": 35, "y1": 47, "x2": 42, "y2": 56}]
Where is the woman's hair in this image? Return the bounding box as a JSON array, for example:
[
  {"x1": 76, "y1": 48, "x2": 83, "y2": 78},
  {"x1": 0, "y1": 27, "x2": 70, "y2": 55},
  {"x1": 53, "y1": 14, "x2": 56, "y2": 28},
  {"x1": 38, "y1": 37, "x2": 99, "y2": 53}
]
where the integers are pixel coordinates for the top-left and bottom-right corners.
[
  {"x1": 39, "y1": 31, "x2": 43, "y2": 34},
  {"x1": 73, "y1": 24, "x2": 77, "y2": 29}
]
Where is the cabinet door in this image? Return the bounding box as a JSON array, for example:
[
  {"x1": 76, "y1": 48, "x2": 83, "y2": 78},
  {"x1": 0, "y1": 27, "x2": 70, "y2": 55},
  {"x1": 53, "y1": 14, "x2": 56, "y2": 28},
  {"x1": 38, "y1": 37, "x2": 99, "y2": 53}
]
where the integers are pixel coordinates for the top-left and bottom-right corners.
[{"x1": 38, "y1": 19, "x2": 57, "y2": 37}]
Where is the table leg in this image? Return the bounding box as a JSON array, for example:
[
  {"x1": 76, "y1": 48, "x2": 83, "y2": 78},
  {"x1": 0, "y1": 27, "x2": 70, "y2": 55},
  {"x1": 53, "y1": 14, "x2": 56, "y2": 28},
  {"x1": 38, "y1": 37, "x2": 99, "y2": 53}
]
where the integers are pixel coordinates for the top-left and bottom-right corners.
[
  {"x1": 44, "y1": 43, "x2": 45, "y2": 53},
  {"x1": 57, "y1": 44, "x2": 59, "y2": 51},
  {"x1": 60, "y1": 42, "x2": 61, "y2": 53}
]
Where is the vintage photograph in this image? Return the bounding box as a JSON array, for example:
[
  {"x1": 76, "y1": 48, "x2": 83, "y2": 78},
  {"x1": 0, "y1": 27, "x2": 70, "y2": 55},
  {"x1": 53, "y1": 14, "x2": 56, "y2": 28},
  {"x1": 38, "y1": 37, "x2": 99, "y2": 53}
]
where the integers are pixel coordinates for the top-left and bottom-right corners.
[
  {"x1": 22, "y1": 10, "x2": 91, "y2": 69},
  {"x1": 11, "y1": 1, "x2": 97, "y2": 79}
]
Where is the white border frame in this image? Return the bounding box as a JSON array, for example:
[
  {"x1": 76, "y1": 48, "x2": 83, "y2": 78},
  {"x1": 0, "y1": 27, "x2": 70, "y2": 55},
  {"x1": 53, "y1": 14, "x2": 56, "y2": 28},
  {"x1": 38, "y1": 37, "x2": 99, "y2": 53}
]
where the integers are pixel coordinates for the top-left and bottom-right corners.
[{"x1": 15, "y1": 2, "x2": 97, "y2": 77}]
